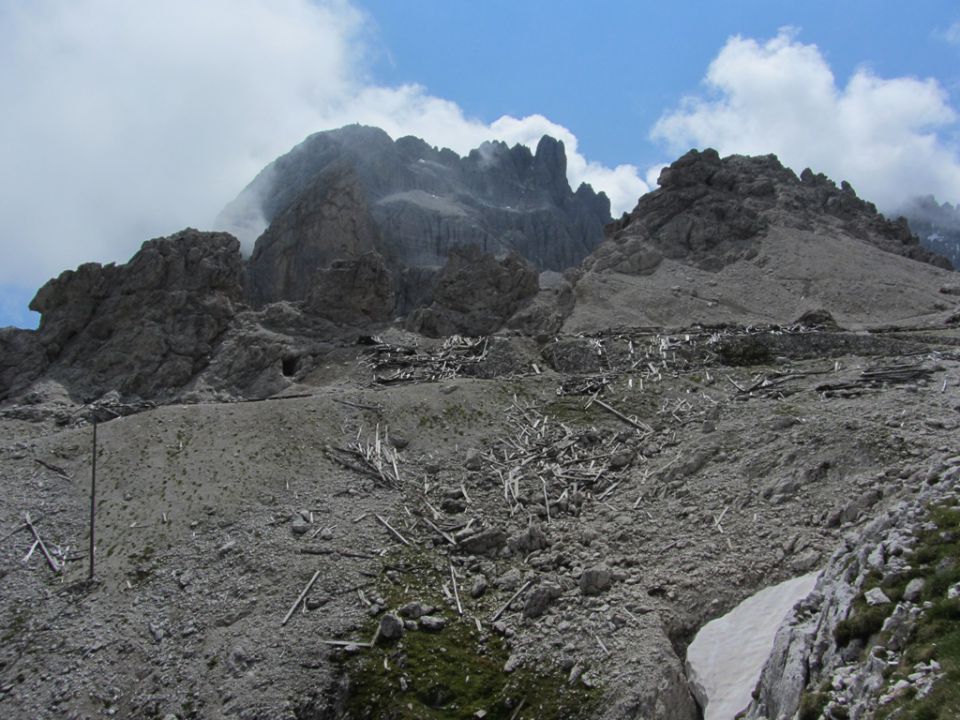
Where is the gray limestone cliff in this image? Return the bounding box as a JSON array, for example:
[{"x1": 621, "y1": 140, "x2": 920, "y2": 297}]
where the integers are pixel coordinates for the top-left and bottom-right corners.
[{"x1": 220, "y1": 125, "x2": 612, "y2": 306}]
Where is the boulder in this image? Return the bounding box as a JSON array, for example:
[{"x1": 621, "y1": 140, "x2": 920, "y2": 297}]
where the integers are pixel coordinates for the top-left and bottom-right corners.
[{"x1": 580, "y1": 566, "x2": 613, "y2": 596}]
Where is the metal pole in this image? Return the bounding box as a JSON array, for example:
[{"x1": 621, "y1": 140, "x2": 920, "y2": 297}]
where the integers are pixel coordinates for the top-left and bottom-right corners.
[{"x1": 89, "y1": 420, "x2": 97, "y2": 580}]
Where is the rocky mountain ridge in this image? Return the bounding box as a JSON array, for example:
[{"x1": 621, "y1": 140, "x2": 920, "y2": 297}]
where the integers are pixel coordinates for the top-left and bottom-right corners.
[
  {"x1": 3, "y1": 133, "x2": 960, "y2": 720},
  {"x1": 220, "y1": 125, "x2": 611, "y2": 308},
  {"x1": 900, "y1": 195, "x2": 960, "y2": 269},
  {"x1": 4, "y1": 139, "x2": 959, "y2": 407}
]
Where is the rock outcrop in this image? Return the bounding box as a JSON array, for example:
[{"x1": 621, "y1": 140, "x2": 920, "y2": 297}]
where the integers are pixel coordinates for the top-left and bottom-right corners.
[
  {"x1": 303, "y1": 251, "x2": 395, "y2": 326},
  {"x1": 245, "y1": 164, "x2": 382, "y2": 305},
  {"x1": 407, "y1": 245, "x2": 539, "y2": 337},
  {"x1": 588, "y1": 149, "x2": 952, "y2": 275},
  {"x1": 744, "y1": 460, "x2": 960, "y2": 720},
  {"x1": 225, "y1": 125, "x2": 611, "y2": 306},
  {"x1": 22, "y1": 229, "x2": 244, "y2": 401},
  {"x1": 899, "y1": 195, "x2": 960, "y2": 269}
]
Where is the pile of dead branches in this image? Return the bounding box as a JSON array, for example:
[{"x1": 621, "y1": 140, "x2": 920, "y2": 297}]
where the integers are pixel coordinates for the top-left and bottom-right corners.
[
  {"x1": 816, "y1": 362, "x2": 938, "y2": 397},
  {"x1": 322, "y1": 424, "x2": 403, "y2": 488},
  {"x1": 480, "y1": 396, "x2": 654, "y2": 518},
  {"x1": 363, "y1": 335, "x2": 489, "y2": 385}
]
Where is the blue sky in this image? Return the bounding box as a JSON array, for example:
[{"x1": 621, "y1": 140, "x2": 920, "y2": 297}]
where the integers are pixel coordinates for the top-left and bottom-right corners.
[
  {"x1": 360, "y1": 1, "x2": 960, "y2": 171},
  {"x1": 1, "y1": 0, "x2": 959, "y2": 329}
]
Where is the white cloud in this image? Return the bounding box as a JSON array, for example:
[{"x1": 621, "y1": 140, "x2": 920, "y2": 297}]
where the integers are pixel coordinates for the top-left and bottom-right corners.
[
  {"x1": 321, "y1": 90, "x2": 649, "y2": 216},
  {"x1": 942, "y1": 21, "x2": 960, "y2": 45},
  {"x1": 0, "y1": 0, "x2": 648, "y2": 293},
  {"x1": 652, "y1": 29, "x2": 960, "y2": 211}
]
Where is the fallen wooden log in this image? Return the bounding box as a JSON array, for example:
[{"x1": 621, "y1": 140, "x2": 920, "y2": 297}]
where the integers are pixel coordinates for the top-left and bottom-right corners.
[
  {"x1": 281, "y1": 568, "x2": 322, "y2": 626},
  {"x1": 24, "y1": 513, "x2": 60, "y2": 573}
]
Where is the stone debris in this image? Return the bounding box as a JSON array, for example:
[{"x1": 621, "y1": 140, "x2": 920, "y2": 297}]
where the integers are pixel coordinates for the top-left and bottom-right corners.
[
  {"x1": 419, "y1": 615, "x2": 446, "y2": 632},
  {"x1": 579, "y1": 567, "x2": 613, "y2": 597},
  {"x1": 378, "y1": 613, "x2": 404, "y2": 641},
  {"x1": 864, "y1": 587, "x2": 891, "y2": 606}
]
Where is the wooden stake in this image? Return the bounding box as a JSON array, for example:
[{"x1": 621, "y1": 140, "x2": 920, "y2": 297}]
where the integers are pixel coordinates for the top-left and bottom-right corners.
[
  {"x1": 490, "y1": 579, "x2": 533, "y2": 622},
  {"x1": 24, "y1": 513, "x2": 59, "y2": 573},
  {"x1": 89, "y1": 420, "x2": 97, "y2": 580},
  {"x1": 282, "y1": 568, "x2": 322, "y2": 626},
  {"x1": 592, "y1": 398, "x2": 653, "y2": 433},
  {"x1": 375, "y1": 514, "x2": 411, "y2": 546},
  {"x1": 449, "y1": 561, "x2": 463, "y2": 616}
]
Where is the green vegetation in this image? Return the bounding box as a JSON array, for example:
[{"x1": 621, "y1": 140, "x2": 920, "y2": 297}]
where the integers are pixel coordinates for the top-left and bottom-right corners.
[
  {"x1": 797, "y1": 690, "x2": 830, "y2": 720},
  {"x1": 340, "y1": 548, "x2": 599, "y2": 719},
  {"x1": 833, "y1": 497, "x2": 960, "y2": 720},
  {"x1": 542, "y1": 398, "x2": 604, "y2": 427}
]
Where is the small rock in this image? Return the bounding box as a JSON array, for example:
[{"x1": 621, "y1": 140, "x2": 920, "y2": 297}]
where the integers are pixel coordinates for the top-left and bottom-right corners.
[
  {"x1": 865, "y1": 587, "x2": 891, "y2": 606},
  {"x1": 218, "y1": 540, "x2": 237, "y2": 556},
  {"x1": 420, "y1": 615, "x2": 446, "y2": 631},
  {"x1": 398, "y1": 602, "x2": 433, "y2": 619},
  {"x1": 580, "y1": 566, "x2": 613, "y2": 596},
  {"x1": 390, "y1": 435, "x2": 409, "y2": 450},
  {"x1": 465, "y1": 449, "x2": 484, "y2": 471},
  {"x1": 291, "y1": 518, "x2": 310, "y2": 536},
  {"x1": 947, "y1": 582, "x2": 960, "y2": 600},
  {"x1": 378, "y1": 613, "x2": 404, "y2": 640},
  {"x1": 503, "y1": 654, "x2": 522, "y2": 673},
  {"x1": 523, "y1": 583, "x2": 562, "y2": 619},
  {"x1": 904, "y1": 577, "x2": 926, "y2": 602},
  {"x1": 460, "y1": 528, "x2": 507, "y2": 556},
  {"x1": 470, "y1": 576, "x2": 488, "y2": 598}
]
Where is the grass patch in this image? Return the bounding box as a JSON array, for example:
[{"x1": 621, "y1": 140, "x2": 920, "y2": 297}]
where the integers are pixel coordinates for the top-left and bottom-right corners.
[
  {"x1": 340, "y1": 548, "x2": 599, "y2": 719},
  {"x1": 869, "y1": 498, "x2": 960, "y2": 720},
  {"x1": 798, "y1": 690, "x2": 830, "y2": 720},
  {"x1": 542, "y1": 398, "x2": 604, "y2": 427}
]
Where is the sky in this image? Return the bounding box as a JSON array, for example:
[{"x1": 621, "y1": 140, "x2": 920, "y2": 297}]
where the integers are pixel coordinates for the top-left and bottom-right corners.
[{"x1": 1, "y1": 0, "x2": 959, "y2": 329}]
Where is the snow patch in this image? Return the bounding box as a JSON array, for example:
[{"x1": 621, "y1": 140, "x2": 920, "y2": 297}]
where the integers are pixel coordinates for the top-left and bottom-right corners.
[{"x1": 686, "y1": 572, "x2": 820, "y2": 720}]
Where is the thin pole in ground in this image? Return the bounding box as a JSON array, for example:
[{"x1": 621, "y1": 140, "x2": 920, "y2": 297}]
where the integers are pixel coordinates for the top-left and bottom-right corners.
[{"x1": 89, "y1": 420, "x2": 97, "y2": 581}]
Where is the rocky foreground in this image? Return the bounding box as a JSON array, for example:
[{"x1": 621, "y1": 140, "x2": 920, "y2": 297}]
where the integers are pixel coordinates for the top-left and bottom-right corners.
[
  {"x1": 2, "y1": 320, "x2": 960, "y2": 719},
  {"x1": 3, "y1": 132, "x2": 960, "y2": 718}
]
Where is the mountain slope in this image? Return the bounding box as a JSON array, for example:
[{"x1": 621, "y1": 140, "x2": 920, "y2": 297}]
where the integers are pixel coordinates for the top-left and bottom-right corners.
[
  {"x1": 218, "y1": 125, "x2": 612, "y2": 305},
  {"x1": 564, "y1": 149, "x2": 955, "y2": 331}
]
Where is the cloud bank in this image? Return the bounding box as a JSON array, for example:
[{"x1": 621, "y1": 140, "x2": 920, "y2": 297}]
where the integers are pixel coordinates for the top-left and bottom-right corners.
[
  {"x1": 0, "y1": 0, "x2": 648, "y2": 297},
  {"x1": 652, "y1": 29, "x2": 960, "y2": 212}
]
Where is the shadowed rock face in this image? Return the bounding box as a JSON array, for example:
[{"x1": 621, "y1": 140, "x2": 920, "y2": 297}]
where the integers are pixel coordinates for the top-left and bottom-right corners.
[
  {"x1": 304, "y1": 251, "x2": 395, "y2": 325},
  {"x1": 589, "y1": 149, "x2": 952, "y2": 275},
  {"x1": 407, "y1": 244, "x2": 540, "y2": 337},
  {"x1": 17, "y1": 229, "x2": 245, "y2": 401},
  {"x1": 898, "y1": 195, "x2": 960, "y2": 269},
  {"x1": 227, "y1": 125, "x2": 612, "y2": 306}
]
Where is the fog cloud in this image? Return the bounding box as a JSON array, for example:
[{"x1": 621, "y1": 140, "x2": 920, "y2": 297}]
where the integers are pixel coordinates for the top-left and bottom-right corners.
[
  {"x1": 0, "y1": 0, "x2": 649, "y2": 295},
  {"x1": 652, "y1": 29, "x2": 960, "y2": 212}
]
